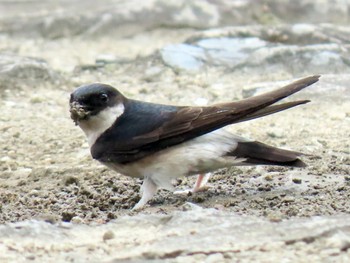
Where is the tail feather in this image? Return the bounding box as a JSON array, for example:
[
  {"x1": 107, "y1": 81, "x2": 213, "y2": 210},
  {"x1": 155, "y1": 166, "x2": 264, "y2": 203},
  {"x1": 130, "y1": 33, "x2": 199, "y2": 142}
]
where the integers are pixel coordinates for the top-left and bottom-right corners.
[{"x1": 229, "y1": 141, "x2": 306, "y2": 167}]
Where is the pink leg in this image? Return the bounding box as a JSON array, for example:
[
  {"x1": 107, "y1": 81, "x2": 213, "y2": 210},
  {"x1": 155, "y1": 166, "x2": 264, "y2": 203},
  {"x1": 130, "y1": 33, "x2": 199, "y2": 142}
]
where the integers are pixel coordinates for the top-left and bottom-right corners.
[
  {"x1": 174, "y1": 173, "x2": 211, "y2": 194},
  {"x1": 192, "y1": 173, "x2": 211, "y2": 192}
]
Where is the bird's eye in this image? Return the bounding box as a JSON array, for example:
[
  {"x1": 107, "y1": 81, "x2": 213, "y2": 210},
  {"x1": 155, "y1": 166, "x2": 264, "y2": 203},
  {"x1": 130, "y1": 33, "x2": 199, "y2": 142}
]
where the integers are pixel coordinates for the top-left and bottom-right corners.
[{"x1": 99, "y1": 93, "x2": 108, "y2": 102}]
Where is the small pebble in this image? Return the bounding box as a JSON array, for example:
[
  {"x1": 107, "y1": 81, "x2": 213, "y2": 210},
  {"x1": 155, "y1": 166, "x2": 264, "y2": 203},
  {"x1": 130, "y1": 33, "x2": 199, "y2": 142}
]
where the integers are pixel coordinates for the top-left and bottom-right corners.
[
  {"x1": 267, "y1": 129, "x2": 284, "y2": 138},
  {"x1": 103, "y1": 230, "x2": 115, "y2": 241},
  {"x1": 26, "y1": 255, "x2": 35, "y2": 260},
  {"x1": 205, "y1": 253, "x2": 224, "y2": 263},
  {"x1": 313, "y1": 184, "x2": 324, "y2": 189},
  {"x1": 264, "y1": 174, "x2": 273, "y2": 181},
  {"x1": 292, "y1": 178, "x2": 302, "y2": 184},
  {"x1": 181, "y1": 202, "x2": 202, "y2": 211},
  {"x1": 64, "y1": 176, "x2": 79, "y2": 186},
  {"x1": 194, "y1": 97, "x2": 208, "y2": 106},
  {"x1": 71, "y1": 216, "x2": 83, "y2": 224},
  {"x1": 283, "y1": 196, "x2": 295, "y2": 203},
  {"x1": 30, "y1": 96, "x2": 44, "y2": 103},
  {"x1": 29, "y1": 190, "x2": 39, "y2": 197},
  {"x1": 0, "y1": 156, "x2": 11, "y2": 162}
]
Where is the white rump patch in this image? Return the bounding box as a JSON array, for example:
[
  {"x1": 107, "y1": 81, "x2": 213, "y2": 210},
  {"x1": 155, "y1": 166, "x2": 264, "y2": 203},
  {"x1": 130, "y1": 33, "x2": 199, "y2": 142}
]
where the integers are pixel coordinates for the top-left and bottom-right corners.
[{"x1": 78, "y1": 104, "x2": 125, "y2": 147}]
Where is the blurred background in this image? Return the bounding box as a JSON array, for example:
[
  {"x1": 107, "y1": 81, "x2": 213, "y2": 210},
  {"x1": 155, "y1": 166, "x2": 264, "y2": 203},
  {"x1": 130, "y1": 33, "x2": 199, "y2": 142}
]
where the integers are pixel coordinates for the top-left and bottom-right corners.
[{"x1": 1, "y1": 0, "x2": 349, "y2": 88}]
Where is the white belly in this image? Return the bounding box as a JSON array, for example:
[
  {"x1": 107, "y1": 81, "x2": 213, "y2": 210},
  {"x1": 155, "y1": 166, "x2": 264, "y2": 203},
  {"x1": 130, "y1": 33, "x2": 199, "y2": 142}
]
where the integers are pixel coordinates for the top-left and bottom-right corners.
[{"x1": 102, "y1": 129, "x2": 247, "y2": 190}]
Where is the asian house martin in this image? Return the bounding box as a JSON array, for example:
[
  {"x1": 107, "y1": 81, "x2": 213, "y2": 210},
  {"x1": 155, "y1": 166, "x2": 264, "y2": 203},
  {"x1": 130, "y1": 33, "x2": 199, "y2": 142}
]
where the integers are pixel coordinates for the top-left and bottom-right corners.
[{"x1": 70, "y1": 75, "x2": 320, "y2": 209}]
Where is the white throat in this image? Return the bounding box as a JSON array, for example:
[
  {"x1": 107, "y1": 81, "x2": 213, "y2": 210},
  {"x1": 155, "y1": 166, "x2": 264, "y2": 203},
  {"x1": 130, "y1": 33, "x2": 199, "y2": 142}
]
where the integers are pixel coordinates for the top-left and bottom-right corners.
[{"x1": 78, "y1": 103, "x2": 125, "y2": 147}]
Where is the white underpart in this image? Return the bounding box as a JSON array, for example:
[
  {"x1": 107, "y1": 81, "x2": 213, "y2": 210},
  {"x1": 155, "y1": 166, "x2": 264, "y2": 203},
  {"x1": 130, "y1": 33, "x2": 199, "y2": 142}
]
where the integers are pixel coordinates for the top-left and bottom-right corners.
[
  {"x1": 106, "y1": 129, "x2": 250, "y2": 209},
  {"x1": 78, "y1": 104, "x2": 125, "y2": 147}
]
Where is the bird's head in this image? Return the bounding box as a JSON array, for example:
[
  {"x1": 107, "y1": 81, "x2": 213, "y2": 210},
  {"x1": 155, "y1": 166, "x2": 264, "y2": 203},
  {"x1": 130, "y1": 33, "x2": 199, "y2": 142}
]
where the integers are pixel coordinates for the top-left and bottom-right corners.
[{"x1": 69, "y1": 83, "x2": 124, "y2": 125}]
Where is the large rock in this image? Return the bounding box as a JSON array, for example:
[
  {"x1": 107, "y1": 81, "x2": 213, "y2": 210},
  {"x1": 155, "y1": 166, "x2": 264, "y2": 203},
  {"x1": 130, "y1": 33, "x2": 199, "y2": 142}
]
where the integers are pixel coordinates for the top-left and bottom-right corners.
[
  {"x1": 0, "y1": 209, "x2": 350, "y2": 262},
  {"x1": 1, "y1": 0, "x2": 349, "y2": 38},
  {"x1": 160, "y1": 24, "x2": 350, "y2": 75},
  {"x1": 188, "y1": 24, "x2": 350, "y2": 46},
  {"x1": 233, "y1": 43, "x2": 349, "y2": 76},
  {"x1": 0, "y1": 0, "x2": 237, "y2": 38},
  {"x1": 264, "y1": 0, "x2": 350, "y2": 24},
  {"x1": 0, "y1": 54, "x2": 60, "y2": 90}
]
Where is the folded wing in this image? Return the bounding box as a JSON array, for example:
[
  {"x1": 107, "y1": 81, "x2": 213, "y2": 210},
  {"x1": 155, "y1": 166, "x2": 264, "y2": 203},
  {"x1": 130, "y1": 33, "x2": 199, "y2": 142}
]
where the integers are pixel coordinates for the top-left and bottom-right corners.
[{"x1": 92, "y1": 75, "x2": 320, "y2": 164}]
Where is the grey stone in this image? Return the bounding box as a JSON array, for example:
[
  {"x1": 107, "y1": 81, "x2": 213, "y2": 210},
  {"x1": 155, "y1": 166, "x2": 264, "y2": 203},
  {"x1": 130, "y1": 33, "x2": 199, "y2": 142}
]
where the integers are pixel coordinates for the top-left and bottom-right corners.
[
  {"x1": 142, "y1": 66, "x2": 164, "y2": 82},
  {"x1": 196, "y1": 37, "x2": 268, "y2": 67},
  {"x1": 264, "y1": 0, "x2": 350, "y2": 24},
  {"x1": 0, "y1": 54, "x2": 60, "y2": 90},
  {"x1": 159, "y1": 23, "x2": 350, "y2": 74},
  {"x1": 95, "y1": 54, "x2": 130, "y2": 65},
  {"x1": 160, "y1": 38, "x2": 349, "y2": 75},
  {"x1": 1, "y1": 210, "x2": 350, "y2": 262},
  {"x1": 160, "y1": 37, "x2": 269, "y2": 72},
  {"x1": 0, "y1": 0, "x2": 227, "y2": 38},
  {"x1": 1, "y1": 1, "x2": 349, "y2": 39},
  {"x1": 233, "y1": 43, "x2": 350, "y2": 76},
  {"x1": 189, "y1": 24, "x2": 350, "y2": 46},
  {"x1": 160, "y1": 44, "x2": 205, "y2": 72}
]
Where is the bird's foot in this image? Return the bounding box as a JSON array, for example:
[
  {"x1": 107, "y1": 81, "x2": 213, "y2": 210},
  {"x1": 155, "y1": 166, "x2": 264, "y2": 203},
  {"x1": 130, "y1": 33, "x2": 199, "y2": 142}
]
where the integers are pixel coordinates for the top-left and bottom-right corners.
[
  {"x1": 174, "y1": 173, "x2": 211, "y2": 195},
  {"x1": 132, "y1": 177, "x2": 158, "y2": 210}
]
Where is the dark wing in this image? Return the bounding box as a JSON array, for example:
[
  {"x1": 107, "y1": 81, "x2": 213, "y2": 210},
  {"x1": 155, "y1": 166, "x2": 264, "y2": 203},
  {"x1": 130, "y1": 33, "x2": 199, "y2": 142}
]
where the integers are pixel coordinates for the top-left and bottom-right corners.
[{"x1": 92, "y1": 75, "x2": 320, "y2": 163}]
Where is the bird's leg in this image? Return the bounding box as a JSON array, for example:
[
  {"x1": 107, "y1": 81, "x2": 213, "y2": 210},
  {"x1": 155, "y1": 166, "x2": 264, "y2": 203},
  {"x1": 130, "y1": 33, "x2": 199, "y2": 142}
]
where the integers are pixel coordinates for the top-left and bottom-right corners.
[
  {"x1": 174, "y1": 172, "x2": 211, "y2": 195},
  {"x1": 193, "y1": 173, "x2": 211, "y2": 192},
  {"x1": 132, "y1": 176, "x2": 158, "y2": 210}
]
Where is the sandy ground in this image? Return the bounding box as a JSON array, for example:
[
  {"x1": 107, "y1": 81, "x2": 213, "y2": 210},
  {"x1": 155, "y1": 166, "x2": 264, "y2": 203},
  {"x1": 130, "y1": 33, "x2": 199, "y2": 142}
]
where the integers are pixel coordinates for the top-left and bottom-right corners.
[{"x1": 1, "y1": 32, "x2": 349, "y2": 223}]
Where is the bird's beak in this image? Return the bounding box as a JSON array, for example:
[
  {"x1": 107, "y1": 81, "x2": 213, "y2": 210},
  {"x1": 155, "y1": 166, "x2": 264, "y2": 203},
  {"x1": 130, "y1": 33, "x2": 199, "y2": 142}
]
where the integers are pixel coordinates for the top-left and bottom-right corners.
[{"x1": 69, "y1": 101, "x2": 91, "y2": 125}]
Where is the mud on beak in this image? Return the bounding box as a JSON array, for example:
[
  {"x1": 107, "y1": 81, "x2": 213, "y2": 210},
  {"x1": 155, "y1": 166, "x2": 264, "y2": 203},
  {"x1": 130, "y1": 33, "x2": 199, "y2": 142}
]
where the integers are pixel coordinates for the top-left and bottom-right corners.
[{"x1": 69, "y1": 101, "x2": 91, "y2": 125}]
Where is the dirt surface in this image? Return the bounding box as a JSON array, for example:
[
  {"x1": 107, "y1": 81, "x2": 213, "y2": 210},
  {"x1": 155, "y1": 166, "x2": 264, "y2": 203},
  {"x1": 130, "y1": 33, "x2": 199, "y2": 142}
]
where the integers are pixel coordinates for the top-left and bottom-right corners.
[
  {"x1": 1, "y1": 69, "x2": 349, "y2": 224},
  {"x1": 0, "y1": 0, "x2": 350, "y2": 262}
]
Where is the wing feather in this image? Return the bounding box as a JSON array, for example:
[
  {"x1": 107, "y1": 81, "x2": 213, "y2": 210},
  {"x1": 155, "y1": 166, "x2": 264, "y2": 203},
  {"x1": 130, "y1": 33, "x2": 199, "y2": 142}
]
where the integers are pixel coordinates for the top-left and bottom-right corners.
[{"x1": 92, "y1": 75, "x2": 320, "y2": 163}]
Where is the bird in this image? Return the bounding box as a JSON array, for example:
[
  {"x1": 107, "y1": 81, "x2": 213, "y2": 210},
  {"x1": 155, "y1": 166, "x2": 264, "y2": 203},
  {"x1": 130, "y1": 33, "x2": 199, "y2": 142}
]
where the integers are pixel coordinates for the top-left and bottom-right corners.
[{"x1": 70, "y1": 75, "x2": 320, "y2": 209}]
